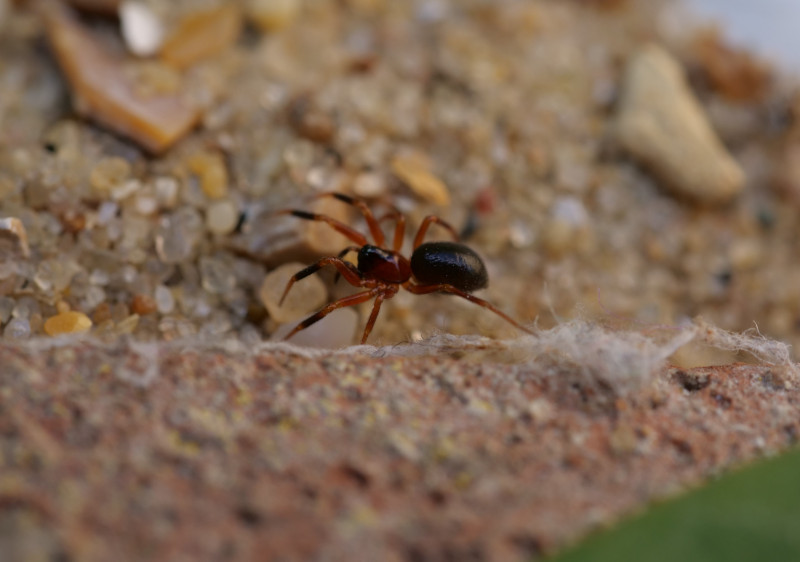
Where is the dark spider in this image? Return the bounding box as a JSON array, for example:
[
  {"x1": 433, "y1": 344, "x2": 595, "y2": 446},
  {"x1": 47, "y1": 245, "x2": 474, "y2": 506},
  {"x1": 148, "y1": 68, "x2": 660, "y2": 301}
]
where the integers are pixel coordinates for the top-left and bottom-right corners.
[{"x1": 278, "y1": 192, "x2": 532, "y2": 344}]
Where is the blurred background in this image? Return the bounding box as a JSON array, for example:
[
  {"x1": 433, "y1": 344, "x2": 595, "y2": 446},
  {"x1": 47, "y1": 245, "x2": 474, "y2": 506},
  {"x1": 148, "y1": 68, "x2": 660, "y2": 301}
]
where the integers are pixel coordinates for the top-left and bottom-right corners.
[{"x1": 687, "y1": 0, "x2": 800, "y2": 71}]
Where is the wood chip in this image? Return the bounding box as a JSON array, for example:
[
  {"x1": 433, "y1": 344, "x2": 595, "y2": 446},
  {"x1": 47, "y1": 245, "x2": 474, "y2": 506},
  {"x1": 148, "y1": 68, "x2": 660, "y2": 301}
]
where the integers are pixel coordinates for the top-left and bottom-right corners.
[{"x1": 39, "y1": 0, "x2": 199, "y2": 154}]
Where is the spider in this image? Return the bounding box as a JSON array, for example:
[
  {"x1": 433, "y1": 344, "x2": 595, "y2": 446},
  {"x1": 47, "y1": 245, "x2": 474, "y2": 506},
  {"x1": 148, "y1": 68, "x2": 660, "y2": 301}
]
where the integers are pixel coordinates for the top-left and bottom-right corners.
[{"x1": 277, "y1": 192, "x2": 532, "y2": 344}]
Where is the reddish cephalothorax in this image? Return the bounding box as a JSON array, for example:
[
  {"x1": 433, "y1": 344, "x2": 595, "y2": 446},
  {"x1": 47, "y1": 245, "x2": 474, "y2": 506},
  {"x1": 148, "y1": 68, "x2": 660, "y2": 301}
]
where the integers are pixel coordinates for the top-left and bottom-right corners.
[{"x1": 277, "y1": 192, "x2": 532, "y2": 344}]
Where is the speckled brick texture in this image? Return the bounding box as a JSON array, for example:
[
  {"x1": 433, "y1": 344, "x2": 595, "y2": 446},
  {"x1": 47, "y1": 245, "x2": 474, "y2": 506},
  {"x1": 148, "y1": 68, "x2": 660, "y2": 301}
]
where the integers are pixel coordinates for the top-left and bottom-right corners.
[{"x1": 1, "y1": 340, "x2": 798, "y2": 561}]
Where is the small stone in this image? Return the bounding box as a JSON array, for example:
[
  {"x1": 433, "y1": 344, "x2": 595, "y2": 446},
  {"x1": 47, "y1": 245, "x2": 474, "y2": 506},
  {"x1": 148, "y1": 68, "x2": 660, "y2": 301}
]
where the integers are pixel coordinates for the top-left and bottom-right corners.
[
  {"x1": 3, "y1": 318, "x2": 31, "y2": 340},
  {"x1": 120, "y1": 1, "x2": 164, "y2": 57},
  {"x1": 92, "y1": 302, "x2": 113, "y2": 325},
  {"x1": 200, "y1": 257, "x2": 236, "y2": 295},
  {"x1": 97, "y1": 201, "x2": 119, "y2": 224},
  {"x1": 111, "y1": 178, "x2": 142, "y2": 201},
  {"x1": 115, "y1": 314, "x2": 140, "y2": 334},
  {"x1": 246, "y1": 0, "x2": 300, "y2": 32},
  {"x1": 287, "y1": 94, "x2": 335, "y2": 144},
  {"x1": 90, "y1": 157, "x2": 132, "y2": 195},
  {"x1": 154, "y1": 176, "x2": 180, "y2": 208},
  {"x1": 541, "y1": 197, "x2": 591, "y2": 257},
  {"x1": 160, "y1": 4, "x2": 242, "y2": 69},
  {"x1": 391, "y1": 151, "x2": 451, "y2": 206},
  {"x1": 259, "y1": 262, "x2": 327, "y2": 323},
  {"x1": 131, "y1": 294, "x2": 157, "y2": 315},
  {"x1": 134, "y1": 193, "x2": 159, "y2": 216},
  {"x1": 186, "y1": 150, "x2": 229, "y2": 200},
  {"x1": 44, "y1": 310, "x2": 93, "y2": 336},
  {"x1": 613, "y1": 44, "x2": 744, "y2": 204},
  {"x1": 0, "y1": 217, "x2": 30, "y2": 258},
  {"x1": 154, "y1": 285, "x2": 175, "y2": 314},
  {"x1": 353, "y1": 171, "x2": 387, "y2": 198},
  {"x1": 206, "y1": 199, "x2": 239, "y2": 235},
  {"x1": 155, "y1": 207, "x2": 203, "y2": 264}
]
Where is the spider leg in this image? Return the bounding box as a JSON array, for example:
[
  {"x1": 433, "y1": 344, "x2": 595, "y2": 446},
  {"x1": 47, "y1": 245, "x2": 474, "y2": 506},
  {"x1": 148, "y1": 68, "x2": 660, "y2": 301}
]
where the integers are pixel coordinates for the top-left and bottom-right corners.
[
  {"x1": 280, "y1": 257, "x2": 366, "y2": 306},
  {"x1": 360, "y1": 285, "x2": 398, "y2": 344},
  {"x1": 377, "y1": 208, "x2": 407, "y2": 252},
  {"x1": 276, "y1": 209, "x2": 368, "y2": 246},
  {"x1": 412, "y1": 216, "x2": 460, "y2": 250},
  {"x1": 284, "y1": 288, "x2": 381, "y2": 341},
  {"x1": 333, "y1": 245, "x2": 362, "y2": 284},
  {"x1": 404, "y1": 282, "x2": 532, "y2": 335},
  {"x1": 311, "y1": 192, "x2": 386, "y2": 246}
]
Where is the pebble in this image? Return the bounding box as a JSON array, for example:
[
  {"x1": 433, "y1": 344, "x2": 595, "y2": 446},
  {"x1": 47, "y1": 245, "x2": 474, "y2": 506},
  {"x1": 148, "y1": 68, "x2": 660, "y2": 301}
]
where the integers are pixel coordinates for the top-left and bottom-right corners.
[
  {"x1": 613, "y1": 44, "x2": 744, "y2": 204},
  {"x1": 390, "y1": 152, "x2": 451, "y2": 206},
  {"x1": 206, "y1": 199, "x2": 239, "y2": 235},
  {"x1": 155, "y1": 207, "x2": 204, "y2": 264},
  {"x1": 259, "y1": 262, "x2": 328, "y2": 323},
  {"x1": 0, "y1": 217, "x2": 30, "y2": 258},
  {"x1": 186, "y1": 150, "x2": 229, "y2": 200},
  {"x1": 353, "y1": 171, "x2": 387, "y2": 198},
  {"x1": 120, "y1": 1, "x2": 164, "y2": 57},
  {"x1": 160, "y1": 4, "x2": 242, "y2": 69},
  {"x1": 44, "y1": 310, "x2": 93, "y2": 336},
  {"x1": 90, "y1": 157, "x2": 132, "y2": 195},
  {"x1": 154, "y1": 176, "x2": 180, "y2": 208},
  {"x1": 200, "y1": 257, "x2": 236, "y2": 295},
  {"x1": 246, "y1": 0, "x2": 300, "y2": 32},
  {"x1": 131, "y1": 294, "x2": 157, "y2": 315},
  {"x1": 155, "y1": 285, "x2": 175, "y2": 314},
  {"x1": 3, "y1": 318, "x2": 31, "y2": 340}
]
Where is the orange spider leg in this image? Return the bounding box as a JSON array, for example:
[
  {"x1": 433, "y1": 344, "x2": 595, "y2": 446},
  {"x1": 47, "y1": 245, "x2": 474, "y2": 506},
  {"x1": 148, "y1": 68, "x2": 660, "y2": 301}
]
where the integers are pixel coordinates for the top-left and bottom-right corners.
[
  {"x1": 311, "y1": 192, "x2": 386, "y2": 246},
  {"x1": 412, "y1": 215, "x2": 460, "y2": 250},
  {"x1": 360, "y1": 285, "x2": 399, "y2": 344},
  {"x1": 284, "y1": 288, "x2": 382, "y2": 341},
  {"x1": 377, "y1": 209, "x2": 407, "y2": 251},
  {"x1": 280, "y1": 257, "x2": 367, "y2": 305},
  {"x1": 404, "y1": 282, "x2": 532, "y2": 335},
  {"x1": 333, "y1": 245, "x2": 362, "y2": 284},
  {"x1": 275, "y1": 209, "x2": 368, "y2": 246}
]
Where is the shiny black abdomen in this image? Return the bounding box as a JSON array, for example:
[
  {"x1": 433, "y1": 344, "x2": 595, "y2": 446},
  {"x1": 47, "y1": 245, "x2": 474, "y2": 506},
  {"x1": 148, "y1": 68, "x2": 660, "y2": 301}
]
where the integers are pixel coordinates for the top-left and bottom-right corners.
[{"x1": 410, "y1": 241, "x2": 488, "y2": 293}]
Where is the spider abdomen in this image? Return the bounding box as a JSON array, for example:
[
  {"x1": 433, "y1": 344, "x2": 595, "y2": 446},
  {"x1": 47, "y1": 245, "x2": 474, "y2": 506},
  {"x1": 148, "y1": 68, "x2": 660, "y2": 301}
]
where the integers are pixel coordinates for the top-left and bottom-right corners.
[{"x1": 410, "y1": 241, "x2": 489, "y2": 293}]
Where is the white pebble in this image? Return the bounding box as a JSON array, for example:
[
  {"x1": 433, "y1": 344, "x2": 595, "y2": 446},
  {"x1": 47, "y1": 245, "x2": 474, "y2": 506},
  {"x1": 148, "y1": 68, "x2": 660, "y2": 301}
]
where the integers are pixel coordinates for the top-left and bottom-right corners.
[
  {"x1": 120, "y1": 1, "x2": 164, "y2": 57},
  {"x1": 353, "y1": 171, "x2": 387, "y2": 198},
  {"x1": 134, "y1": 194, "x2": 159, "y2": 216},
  {"x1": 155, "y1": 285, "x2": 175, "y2": 314},
  {"x1": 154, "y1": 176, "x2": 179, "y2": 208},
  {"x1": 111, "y1": 178, "x2": 142, "y2": 201},
  {"x1": 97, "y1": 201, "x2": 119, "y2": 225},
  {"x1": 206, "y1": 199, "x2": 239, "y2": 235},
  {"x1": 551, "y1": 196, "x2": 588, "y2": 226}
]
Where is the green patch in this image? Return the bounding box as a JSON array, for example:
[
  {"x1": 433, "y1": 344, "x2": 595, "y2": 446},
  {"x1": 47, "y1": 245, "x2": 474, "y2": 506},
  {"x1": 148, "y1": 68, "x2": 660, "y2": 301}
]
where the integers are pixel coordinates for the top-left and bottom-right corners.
[{"x1": 551, "y1": 447, "x2": 800, "y2": 562}]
